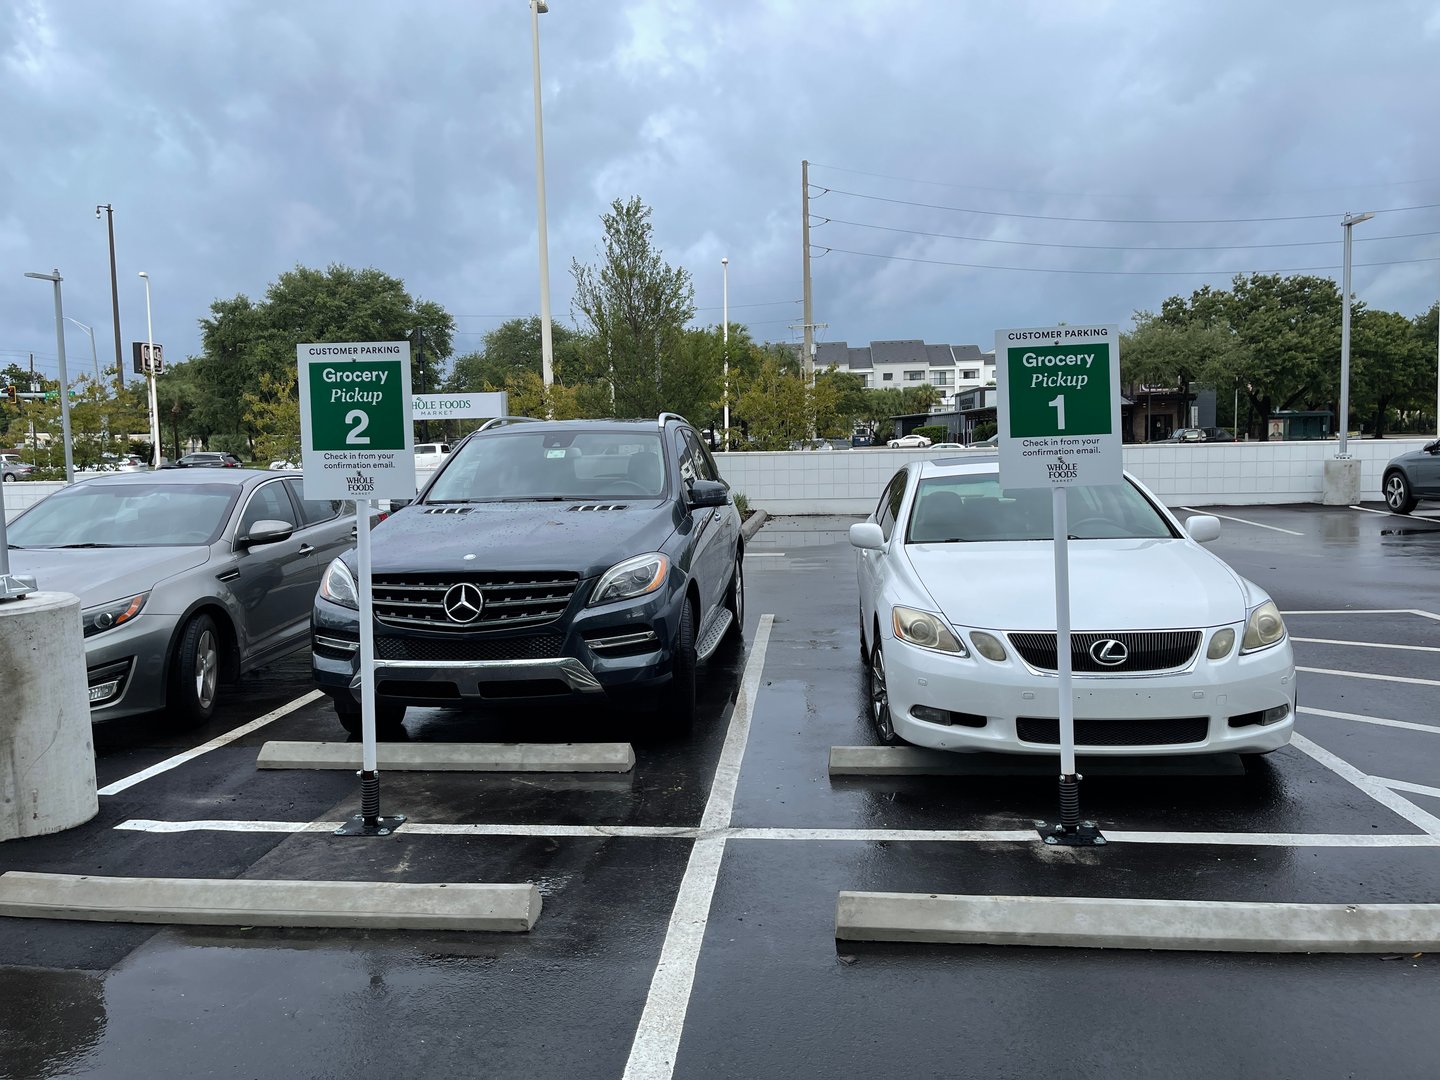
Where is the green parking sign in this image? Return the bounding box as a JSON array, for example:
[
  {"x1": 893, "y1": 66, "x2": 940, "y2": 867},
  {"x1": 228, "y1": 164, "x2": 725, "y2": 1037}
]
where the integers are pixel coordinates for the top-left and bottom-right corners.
[
  {"x1": 996, "y1": 325, "x2": 1122, "y2": 488},
  {"x1": 298, "y1": 342, "x2": 416, "y2": 501}
]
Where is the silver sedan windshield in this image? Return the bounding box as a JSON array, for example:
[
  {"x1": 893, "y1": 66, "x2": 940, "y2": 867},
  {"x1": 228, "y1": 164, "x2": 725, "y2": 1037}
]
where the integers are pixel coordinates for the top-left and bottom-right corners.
[{"x1": 906, "y1": 474, "x2": 1177, "y2": 542}]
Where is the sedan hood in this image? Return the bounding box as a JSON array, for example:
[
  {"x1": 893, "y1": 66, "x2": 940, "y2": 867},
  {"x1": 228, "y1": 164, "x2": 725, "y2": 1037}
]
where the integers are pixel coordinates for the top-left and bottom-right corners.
[
  {"x1": 368, "y1": 501, "x2": 678, "y2": 577},
  {"x1": 8, "y1": 546, "x2": 210, "y2": 608},
  {"x1": 905, "y1": 538, "x2": 1249, "y2": 631}
]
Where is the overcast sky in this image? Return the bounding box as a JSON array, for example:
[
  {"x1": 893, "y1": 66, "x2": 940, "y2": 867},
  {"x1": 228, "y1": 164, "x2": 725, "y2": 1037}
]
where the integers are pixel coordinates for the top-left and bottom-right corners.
[{"x1": 3, "y1": 0, "x2": 1439, "y2": 386}]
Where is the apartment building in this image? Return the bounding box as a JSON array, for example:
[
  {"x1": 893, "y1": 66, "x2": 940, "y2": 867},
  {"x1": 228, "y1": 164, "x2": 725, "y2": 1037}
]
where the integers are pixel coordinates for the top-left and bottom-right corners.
[{"x1": 809, "y1": 339, "x2": 995, "y2": 410}]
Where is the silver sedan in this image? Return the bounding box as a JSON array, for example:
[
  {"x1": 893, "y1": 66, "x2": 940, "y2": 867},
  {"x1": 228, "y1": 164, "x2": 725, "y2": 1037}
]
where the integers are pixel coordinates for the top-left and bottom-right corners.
[{"x1": 7, "y1": 470, "x2": 364, "y2": 725}]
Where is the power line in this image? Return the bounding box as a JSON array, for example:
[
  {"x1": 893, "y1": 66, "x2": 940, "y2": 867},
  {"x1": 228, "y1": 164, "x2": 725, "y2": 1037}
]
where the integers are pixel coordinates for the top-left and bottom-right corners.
[
  {"x1": 807, "y1": 161, "x2": 1440, "y2": 201},
  {"x1": 817, "y1": 245, "x2": 1440, "y2": 277},
  {"x1": 815, "y1": 186, "x2": 1440, "y2": 225},
  {"x1": 817, "y1": 217, "x2": 1440, "y2": 252}
]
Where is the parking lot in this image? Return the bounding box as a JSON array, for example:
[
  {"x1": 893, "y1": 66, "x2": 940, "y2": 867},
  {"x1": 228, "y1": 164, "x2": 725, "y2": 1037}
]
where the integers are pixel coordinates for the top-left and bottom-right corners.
[{"x1": 3, "y1": 503, "x2": 1440, "y2": 1079}]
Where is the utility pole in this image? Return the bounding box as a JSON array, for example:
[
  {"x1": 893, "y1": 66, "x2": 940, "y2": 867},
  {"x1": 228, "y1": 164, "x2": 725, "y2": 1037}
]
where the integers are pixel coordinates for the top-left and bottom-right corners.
[
  {"x1": 97, "y1": 204, "x2": 124, "y2": 394},
  {"x1": 801, "y1": 159, "x2": 814, "y2": 386},
  {"x1": 28, "y1": 353, "x2": 37, "y2": 461}
]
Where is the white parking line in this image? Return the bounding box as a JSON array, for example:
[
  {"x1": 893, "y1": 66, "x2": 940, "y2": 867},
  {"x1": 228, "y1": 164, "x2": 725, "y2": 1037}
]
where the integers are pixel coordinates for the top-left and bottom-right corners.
[
  {"x1": 1179, "y1": 507, "x2": 1304, "y2": 536},
  {"x1": 1297, "y1": 666, "x2": 1440, "y2": 689},
  {"x1": 113, "y1": 818, "x2": 1439, "y2": 849},
  {"x1": 1350, "y1": 505, "x2": 1440, "y2": 522},
  {"x1": 1292, "y1": 637, "x2": 1440, "y2": 654},
  {"x1": 1300, "y1": 705, "x2": 1440, "y2": 736},
  {"x1": 623, "y1": 614, "x2": 774, "y2": 1080},
  {"x1": 1349, "y1": 504, "x2": 1396, "y2": 516},
  {"x1": 1290, "y1": 733, "x2": 1440, "y2": 839},
  {"x1": 745, "y1": 552, "x2": 786, "y2": 557},
  {"x1": 98, "y1": 690, "x2": 325, "y2": 796},
  {"x1": 1374, "y1": 778, "x2": 1440, "y2": 801},
  {"x1": 1282, "y1": 609, "x2": 1420, "y2": 616}
]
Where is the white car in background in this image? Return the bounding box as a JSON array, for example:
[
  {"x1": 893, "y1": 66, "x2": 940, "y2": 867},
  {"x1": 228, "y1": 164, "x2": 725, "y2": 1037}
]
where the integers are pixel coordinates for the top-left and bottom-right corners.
[
  {"x1": 849, "y1": 458, "x2": 1295, "y2": 756},
  {"x1": 414, "y1": 442, "x2": 451, "y2": 472},
  {"x1": 887, "y1": 433, "x2": 932, "y2": 449}
]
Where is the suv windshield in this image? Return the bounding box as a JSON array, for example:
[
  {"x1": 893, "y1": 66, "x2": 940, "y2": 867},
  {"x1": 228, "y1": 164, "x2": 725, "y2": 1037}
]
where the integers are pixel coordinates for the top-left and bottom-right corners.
[
  {"x1": 426, "y1": 430, "x2": 668, "y2": 502},
  {"x1": 8, "y1": 482, "x2": 240, "y2": 547},
  {"x1": 906, "y1": 473, "x2": 1177, "y2": 542}
]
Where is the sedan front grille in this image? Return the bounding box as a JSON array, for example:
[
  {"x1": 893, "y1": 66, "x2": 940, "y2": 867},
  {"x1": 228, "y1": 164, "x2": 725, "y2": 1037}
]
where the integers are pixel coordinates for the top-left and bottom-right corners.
[
  {"x1": 1007, "y1": 630, "x2": 1202, "y2": 674},
  {"x1": 372, "y1": 572, "x2": 581, "y2": 632},
  {"x1": 1016, "y1": 716, "x2": 1209, "y2": 747}
]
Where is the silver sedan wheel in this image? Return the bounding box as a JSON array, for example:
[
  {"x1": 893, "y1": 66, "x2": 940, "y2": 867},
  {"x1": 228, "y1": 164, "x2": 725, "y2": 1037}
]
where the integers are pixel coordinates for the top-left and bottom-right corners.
[
  {"x1": 194, "y1": 627, "x2": 219, "y2": 710},
  {"x1": 869, "y1": 641, "x2": 896, "y2": 744}
]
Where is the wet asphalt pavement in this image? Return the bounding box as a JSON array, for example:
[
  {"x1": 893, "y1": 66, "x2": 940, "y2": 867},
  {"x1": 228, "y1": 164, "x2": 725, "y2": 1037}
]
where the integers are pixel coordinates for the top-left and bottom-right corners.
[{"x1": 3, "y1": 504, "x2": 1440, "y2": 1078}]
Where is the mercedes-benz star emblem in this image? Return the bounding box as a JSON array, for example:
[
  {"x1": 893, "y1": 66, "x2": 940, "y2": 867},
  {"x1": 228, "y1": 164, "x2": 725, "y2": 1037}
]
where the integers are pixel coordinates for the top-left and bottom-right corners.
[
  {"x1": 1090, "y1": 639, "x2": 1128, "y2": 666},
  {"x1": 442, "y1": 582, "x2": 485, "y2": 624}
]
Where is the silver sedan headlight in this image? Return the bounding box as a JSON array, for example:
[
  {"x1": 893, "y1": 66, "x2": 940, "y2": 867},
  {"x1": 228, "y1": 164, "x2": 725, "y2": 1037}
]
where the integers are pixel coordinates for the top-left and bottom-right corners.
[
  {"x1": 320, "y1": 558, "x2": 359, "y2": 610},
  {"x1": 1241, "y1": 600, "x2": 1286, "y2": 653},
  {"x1": 82, "y1": 593, "x2": 148, "y2": 637},
  {"x1": 891, "y1": 605, "x2": 967, "y2": 655}
]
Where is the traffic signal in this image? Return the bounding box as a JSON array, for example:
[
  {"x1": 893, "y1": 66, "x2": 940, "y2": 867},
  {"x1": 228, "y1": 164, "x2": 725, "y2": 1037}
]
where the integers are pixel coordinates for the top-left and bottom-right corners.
[{"x1": 3, "y1": 385, "x2": 15, "y2": 404}]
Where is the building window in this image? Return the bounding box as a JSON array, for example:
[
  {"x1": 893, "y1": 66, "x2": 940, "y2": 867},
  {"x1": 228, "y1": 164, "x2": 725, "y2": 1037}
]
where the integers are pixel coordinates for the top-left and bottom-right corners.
[
  {"x1": 882, "y1": 372, "x2": 893, "y2": 382},
  {"x1": 905, "y1": 370, "x2": 925, "y2": 382},
  {"x1": 932, "y1": 371, "x2": 951, "y2": 386},
  {"x1": 961, "y1": 369, "x2": 978, "y2": 380}
]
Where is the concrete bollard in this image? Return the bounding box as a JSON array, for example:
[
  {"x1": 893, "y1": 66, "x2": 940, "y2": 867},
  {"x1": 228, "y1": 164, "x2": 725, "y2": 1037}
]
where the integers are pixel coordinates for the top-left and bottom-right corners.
[{"x1": 0, "y1": 592, "x2": 98, "y2": 840}]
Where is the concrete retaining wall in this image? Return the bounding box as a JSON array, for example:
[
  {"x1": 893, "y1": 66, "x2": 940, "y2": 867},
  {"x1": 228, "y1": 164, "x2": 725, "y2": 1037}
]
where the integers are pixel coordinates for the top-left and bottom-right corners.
[
  {"x1": 3, "y1": 481, "x2": 65, "y2": 523},
  {"x1": 713, "y1": 438, "x2": 1431, "y2": 515}
]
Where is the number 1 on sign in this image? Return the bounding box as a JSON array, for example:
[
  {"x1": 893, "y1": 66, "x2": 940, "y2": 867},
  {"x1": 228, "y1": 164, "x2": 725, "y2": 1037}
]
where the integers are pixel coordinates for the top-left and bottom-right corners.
[{"x1": 1048, "y1": 394, "x2": 1065, "y2": 431}]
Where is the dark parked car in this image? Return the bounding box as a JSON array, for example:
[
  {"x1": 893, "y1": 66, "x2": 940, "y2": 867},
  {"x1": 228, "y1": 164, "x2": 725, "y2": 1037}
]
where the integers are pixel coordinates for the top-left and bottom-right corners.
[
  {"x1": 1382, "y1": 441, "x2": 1440, "y2": 514},
  {"x1": 175, "y1": 452, "x2": 242, "y2": 468},
  {"x1": 7, "y1": 470, "x2": 366, "y2": 724},
  {"x1": 312, "y1": 413, "x2": 745, "y2": 735}
]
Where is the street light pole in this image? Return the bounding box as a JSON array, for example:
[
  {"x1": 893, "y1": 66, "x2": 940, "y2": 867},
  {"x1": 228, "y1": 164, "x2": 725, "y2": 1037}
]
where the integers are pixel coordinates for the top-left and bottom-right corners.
[
  {"x1": 138, "y1": 272, "x2": 162, "y2": 467},
  {"x1": 23, "y1": 270, "x2": 76, "y2": 484},
  {"x1": 1337, "y1": 210, "x2": 1374, "y2": 458},
  {"x1": 97, "y1": 204, "x2": 124, "y2": 394},
  {"x1": 721, "y1": 256, "x2": 729, "y2": 451},
  {"x1": 530, "y1": 0, "x2": 555, "y2": 392},
  {"x1": 64, "y1": 317, "x2": 101, "y2": 383}
]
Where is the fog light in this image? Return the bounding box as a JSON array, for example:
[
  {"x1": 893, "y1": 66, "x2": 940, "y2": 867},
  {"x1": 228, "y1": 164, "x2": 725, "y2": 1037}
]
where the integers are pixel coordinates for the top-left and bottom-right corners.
[
  {"x1": 1207, "y1": 628, "x2": 1236, "y2": 660},
  {"x1": 970, "y1": 631, "x2": 1007, "y2": 662},
  {"x1": 911, "y1": 705, "x2": 952, "y2": 726},
  {"x1": 88, "y1": 680, "x2": 122, "y2": 704},
  {"x1": 1260, "y1": 704, "x2": 1290, "y2": 725}
]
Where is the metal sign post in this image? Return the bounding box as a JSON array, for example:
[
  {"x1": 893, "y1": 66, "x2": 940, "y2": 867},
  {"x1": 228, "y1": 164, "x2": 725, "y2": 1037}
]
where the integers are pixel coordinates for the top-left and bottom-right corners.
[
  {"x1": 996, "y1": 324, "x2": 1122, "y2": 847},
  {"x1": 298, "y1": 341, "x2": 416, "y2": 837}
]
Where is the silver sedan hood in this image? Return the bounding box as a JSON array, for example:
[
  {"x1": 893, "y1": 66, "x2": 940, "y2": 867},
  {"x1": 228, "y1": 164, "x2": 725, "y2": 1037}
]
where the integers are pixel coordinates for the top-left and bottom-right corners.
[
  {"x1": 8, "y1": 546, "x2": 211, "y2": 609},
  {"x1": 904, "y1": 537, "x2": 1250, "y2": 632}
]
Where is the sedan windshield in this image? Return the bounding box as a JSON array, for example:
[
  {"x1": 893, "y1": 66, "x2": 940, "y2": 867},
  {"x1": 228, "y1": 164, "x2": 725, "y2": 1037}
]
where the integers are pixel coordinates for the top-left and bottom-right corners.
[
  {"x1": 906, "y1": 474, "x2": 1177, "y2": 543},
  {"x1": 426, "y1": 431, "x2": 667, "y2": 502},
  {"x1": 7, "y1": 483, "x2": 240, "y2": 547}
]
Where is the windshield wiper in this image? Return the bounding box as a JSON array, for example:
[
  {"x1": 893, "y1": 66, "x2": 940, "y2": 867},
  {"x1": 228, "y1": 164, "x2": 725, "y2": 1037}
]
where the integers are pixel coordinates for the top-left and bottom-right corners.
[{"x1": 53, "y1": 542, "x2": 119, "y2": 549}]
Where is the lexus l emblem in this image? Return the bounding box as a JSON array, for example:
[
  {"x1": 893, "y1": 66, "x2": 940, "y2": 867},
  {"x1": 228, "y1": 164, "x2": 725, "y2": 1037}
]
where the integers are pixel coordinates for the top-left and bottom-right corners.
[
  {"x1": 442, "y1": 582, "x2": 485, "y2": 623},
  {"x1": 1090, "y1": 639, "x2": 1128, "y2": 666}
]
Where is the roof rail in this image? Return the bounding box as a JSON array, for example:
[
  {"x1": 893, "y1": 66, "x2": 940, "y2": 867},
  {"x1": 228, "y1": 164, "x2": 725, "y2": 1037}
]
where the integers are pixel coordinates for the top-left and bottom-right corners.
[
  {"x1": 657, "y1": 412, "x2": 690, "y2": 429},
  {"x1": 476, "y1": 416, "x2": 543, "y2": 432}
]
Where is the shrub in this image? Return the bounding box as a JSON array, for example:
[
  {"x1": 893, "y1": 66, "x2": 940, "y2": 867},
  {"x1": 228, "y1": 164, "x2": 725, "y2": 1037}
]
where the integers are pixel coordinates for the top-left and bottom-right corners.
[
  {"x1": 971, "y1": 420, "x2": 997, "y2": 442},
  {"x1": 914, "y1": 425, "x2": 948, "y2": 443}
]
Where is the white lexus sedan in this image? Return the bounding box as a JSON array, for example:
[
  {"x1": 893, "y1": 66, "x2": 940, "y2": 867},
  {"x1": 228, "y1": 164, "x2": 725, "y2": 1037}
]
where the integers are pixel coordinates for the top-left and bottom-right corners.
[{"x1": 850, "y1": 458, "x2": 1295, "y2": 756}]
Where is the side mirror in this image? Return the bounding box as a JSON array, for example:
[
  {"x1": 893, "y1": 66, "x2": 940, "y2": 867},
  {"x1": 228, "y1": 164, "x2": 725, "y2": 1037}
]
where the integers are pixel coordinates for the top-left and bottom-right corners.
[
  {"x1": 1185, "y1": 515, "x2": 1221, "y2": 544},
  {"x1": 850, "y1": 522, "x2": 885, "y2": 550},
  {"x1": 242, "y1": 519, "x2": 294, "y2": 547},
  {"x1": 688, "y1": 479, "x2": 729, "y2": 509},
  {"x1": 1425, "y1": 441, "x2": 1440, "y2": 455}
]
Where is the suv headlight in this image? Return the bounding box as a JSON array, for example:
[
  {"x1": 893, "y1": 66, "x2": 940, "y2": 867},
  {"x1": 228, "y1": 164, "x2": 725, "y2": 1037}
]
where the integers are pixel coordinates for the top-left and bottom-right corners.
[
  {"x1": 82, "y1": 593, "x2": 148, "y2": 637},
  {"x1": 891, "y1": 605, "x2": 967, "y2": 655},
  {"x1": 320, "y1": 558, "x2": 359, "y2": 609},
  {"x1": 590, "y1": 553, "x2": 669, "y2": 606},
  {"x1": 1241, "y1": 600, "x2": 1286, "y2": 653}
]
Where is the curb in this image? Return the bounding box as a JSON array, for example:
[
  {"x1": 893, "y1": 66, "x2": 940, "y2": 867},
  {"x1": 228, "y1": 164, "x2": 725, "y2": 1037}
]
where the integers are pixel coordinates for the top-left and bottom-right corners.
[{"x1": 741, "y1": 509, "x2": 769, "y2": 541}]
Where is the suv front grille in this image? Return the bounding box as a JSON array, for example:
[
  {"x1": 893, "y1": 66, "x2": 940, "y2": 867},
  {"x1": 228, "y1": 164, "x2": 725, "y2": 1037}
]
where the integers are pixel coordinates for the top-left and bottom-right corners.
[
  {"x1": 1007, "y1": 630, "x2": 1202, "y2": 674},
  {"x1": 373, "y1": 572, "x2": 581, "y2": 632},
  {"x1": 375, "y1": 635, "x2": 564, "y2": 662},
  {"x1": 1016, "y1": 716, "x2": 1209, "y2": 746}
]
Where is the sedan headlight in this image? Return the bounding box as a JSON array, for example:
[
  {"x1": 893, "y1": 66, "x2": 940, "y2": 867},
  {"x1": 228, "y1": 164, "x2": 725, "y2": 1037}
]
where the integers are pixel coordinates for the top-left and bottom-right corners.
[
  {"x1": 1241, "y1": 601, "x2": 1286, "y2": 653},
  {"x1": 892, "y1": 606, "x2": 967, "y2": 655},
  {"x1": 590, "y1": 553, "x2": 669, "y2": 606},
  {"x1": 82, "y1": 593, "x2": 148, "y2": 637},
  {"x1": 320, "y1": 558, "x2": 359, "y2": 609}
]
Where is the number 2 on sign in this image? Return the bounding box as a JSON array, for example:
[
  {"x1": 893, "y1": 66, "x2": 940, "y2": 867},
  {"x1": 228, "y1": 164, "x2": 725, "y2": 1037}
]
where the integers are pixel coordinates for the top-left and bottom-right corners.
[
  {"x1": 344, "y1": 409, "x2": 371, "y2": 445},
  {"x1": 1048, "y1": 394, "x2": 1066, "y2": 431}
]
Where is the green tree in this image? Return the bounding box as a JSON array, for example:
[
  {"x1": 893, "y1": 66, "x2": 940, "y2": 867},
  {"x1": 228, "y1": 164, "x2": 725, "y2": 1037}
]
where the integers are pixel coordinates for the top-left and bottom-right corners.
[
  {"x1": 733, "y1": 356, "x2": 810, "y2": 450},
  {"x1": 243, "y1": 367, "x2": 302, "y2": 464},
  {"x1": 570, "y1": 197, "x2": 696, "y2": 417},
  {"x1": 1350, "y1": 307, "x2": 1429, "y2": 437},
  {"x1": 443, "y1": 316, "x2": 591, "y2": 394}
]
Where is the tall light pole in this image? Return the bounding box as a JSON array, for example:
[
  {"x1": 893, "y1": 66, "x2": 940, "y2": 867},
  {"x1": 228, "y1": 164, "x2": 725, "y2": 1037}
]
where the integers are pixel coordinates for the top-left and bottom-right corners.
[
  {"x1": 530, "y1": 0, "x2": 555, "y2": 391},
  {"x1": 721, "y1": 256, "x2": 729, "y2": 450},
  {"x1": 97, "y1": 204, "x2": 124, "y2": 394},
  {"x1": 1337, "y1": 210, "x2": 1374, "y2": 457},
  {"x1": 138, "y1": 272, "x2": 162, "y2": 467},
  {"x1": 63, "y1": 317, "x2": 101, "y2": 383},
  {"x1": 23, "y1": 270, "x2": 76, "y2": 484}
]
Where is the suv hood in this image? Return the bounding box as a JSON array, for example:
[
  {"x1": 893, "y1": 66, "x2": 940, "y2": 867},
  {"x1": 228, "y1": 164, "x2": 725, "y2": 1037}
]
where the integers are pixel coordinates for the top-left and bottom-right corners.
[
  {"x1": 8, "y1": 546, "x2": 210, "y2": 608},
  {"x1": 368, "y1": 501, "x2": 678, "y2": 577},
  {"x1": 905, "y1": 538, "x2": 1250, "y2": 631}
]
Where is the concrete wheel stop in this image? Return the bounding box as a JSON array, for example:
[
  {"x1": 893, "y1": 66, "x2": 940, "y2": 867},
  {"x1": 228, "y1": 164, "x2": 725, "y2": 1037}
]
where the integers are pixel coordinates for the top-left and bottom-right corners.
[
  {"x1": 258, "y1": 741, "x2": 636, "y2": 773},
  {"x1": 835, "y1": 891, "x2": 1440, "y2": 952}
]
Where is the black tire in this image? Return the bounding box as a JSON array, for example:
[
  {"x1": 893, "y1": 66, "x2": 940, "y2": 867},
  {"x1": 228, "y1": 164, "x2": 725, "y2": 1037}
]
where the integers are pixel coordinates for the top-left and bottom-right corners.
[
  {"x1": 331, "y1": 693, "x2": 407, "y2": 738},
  {"x1": 866, "y1": 638, "x2": 901, "y2": 746},
  {"x1": 659, "y1": 598, "x2": 698, "y2": 735},
  {"x1": 1384, "y1": 470, "x2": 1417, "y2": 514},
  {"x1": 724, "y1": 554, "x2": 744, "y2": 643},
  {"x1": 169, "y1": 613, "x2": 221, "y2": 727},
  {"x1": 858, "y1": 608, "x2": 869, "y2": 662}
]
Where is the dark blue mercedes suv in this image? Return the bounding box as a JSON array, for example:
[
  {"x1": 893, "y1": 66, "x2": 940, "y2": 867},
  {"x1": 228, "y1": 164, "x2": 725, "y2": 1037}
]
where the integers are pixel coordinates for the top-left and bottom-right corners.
[{"x1": 311, "y1": 413, "x2": 744, "y2": 735}]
